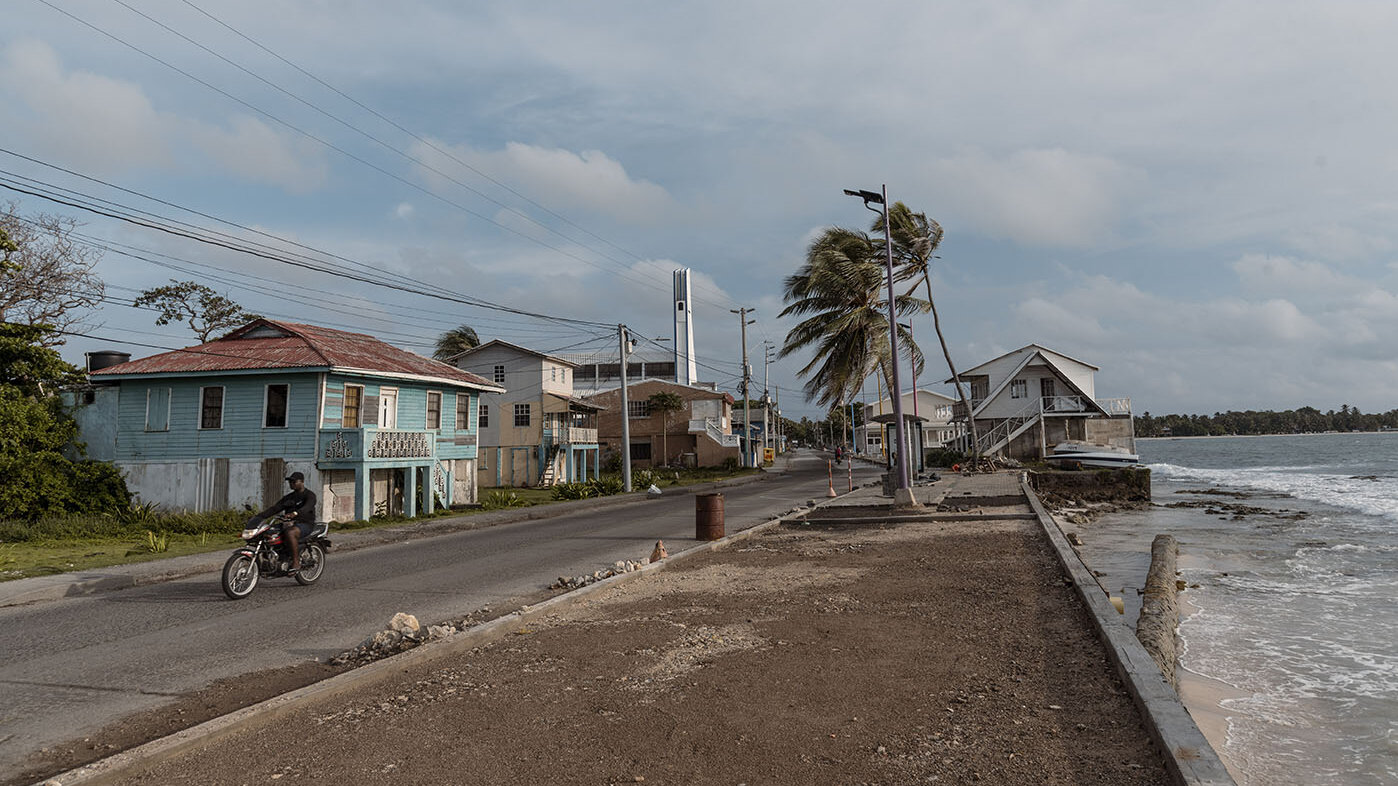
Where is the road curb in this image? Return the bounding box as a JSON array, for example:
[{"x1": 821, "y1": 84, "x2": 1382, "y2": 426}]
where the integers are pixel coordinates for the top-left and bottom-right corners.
[
  {"x1": 1021, "y1": 474, "x2": 1235, "y2": 786},
  {"x1": 33, "y1": 493, "x2": 824, "y2": 786}
]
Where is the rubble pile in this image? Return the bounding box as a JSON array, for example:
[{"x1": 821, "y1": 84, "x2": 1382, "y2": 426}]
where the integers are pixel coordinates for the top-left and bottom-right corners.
[
  {"x1": 550, "y1": 559, "x2": 648, "y2": 590},
  {"x1": 329, "y1": 609, "x2": 490, "y2": 667}
]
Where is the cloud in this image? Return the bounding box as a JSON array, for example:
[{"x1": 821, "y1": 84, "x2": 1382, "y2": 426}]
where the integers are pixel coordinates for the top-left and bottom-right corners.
[
  {"x1": 925, "y1": 148, "x2": 1134, "y2": 248},
  {"x1": 0, "y1": 40, "x2": 171, "y2": 174},
  {"x1": 186, "y1": 115, "x2": 328, "y2": 193},
  {"x1": 0, "y1": 41, "x2": 326, "y2": 191},
  {"x1": 409, "y1": 139, "x2": 676, "y2": 223}
]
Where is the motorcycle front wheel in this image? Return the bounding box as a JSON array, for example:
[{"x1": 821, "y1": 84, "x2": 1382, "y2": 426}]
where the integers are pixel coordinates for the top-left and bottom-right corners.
[
  {"x1": 221, "y1": 552, "x2": 259, "y2": 599},
  {"x1": 294, "y1": 543, "x2": 326, "y2": 585}
]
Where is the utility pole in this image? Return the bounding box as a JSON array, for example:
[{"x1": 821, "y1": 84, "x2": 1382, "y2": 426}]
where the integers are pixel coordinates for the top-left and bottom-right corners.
[
  {"x1": 618, "y1": 324, "x2": 633, "y2": 492},
  {"x1": 762, "y1": 340, "x2": 775, "y2": 457},
  {"x1": 731, "y1": 308, "x2": 754, "y2": 467}
]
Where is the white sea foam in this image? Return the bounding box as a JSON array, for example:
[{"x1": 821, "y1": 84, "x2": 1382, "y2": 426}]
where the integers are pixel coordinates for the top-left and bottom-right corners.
[{"x1": 1150, "y1": 462, "x2": 1398, "y2": 524}]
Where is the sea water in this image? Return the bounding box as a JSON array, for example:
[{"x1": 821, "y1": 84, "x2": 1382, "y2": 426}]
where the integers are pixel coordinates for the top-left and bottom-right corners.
[{"x1": 1075, "y1": 433, "x2": 1398, "y2": 785}]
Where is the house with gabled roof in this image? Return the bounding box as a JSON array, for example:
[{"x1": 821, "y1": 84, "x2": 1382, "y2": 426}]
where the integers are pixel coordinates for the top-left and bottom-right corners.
[
  {"x1": 448, "y1": 339, "x2": 602, "y2": 488},
  {"x1": 585, "y1": 379, "x2": 740, "y2": 469},
  {"x1": 947, "y1": 344, "x2": 1134, "y2": 460},
  {"x1": 78, "y1": 319, "x2": 503, "y2": 521}
]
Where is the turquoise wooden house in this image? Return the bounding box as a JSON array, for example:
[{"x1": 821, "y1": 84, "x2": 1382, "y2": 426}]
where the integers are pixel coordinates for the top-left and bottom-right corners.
[{"x1": 83, "y1": 319, "x2": 503, "y2": 521}]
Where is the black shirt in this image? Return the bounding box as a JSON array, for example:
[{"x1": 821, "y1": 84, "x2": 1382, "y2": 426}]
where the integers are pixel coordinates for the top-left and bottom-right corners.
[{"x1": 260, "y1": 487, "x2": 317, "y2": 524}]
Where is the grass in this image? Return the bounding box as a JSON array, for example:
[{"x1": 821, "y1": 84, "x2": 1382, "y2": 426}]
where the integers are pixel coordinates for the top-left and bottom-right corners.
[{"x1": 0, "y1": 464, "x2": 759, "y2": 582}]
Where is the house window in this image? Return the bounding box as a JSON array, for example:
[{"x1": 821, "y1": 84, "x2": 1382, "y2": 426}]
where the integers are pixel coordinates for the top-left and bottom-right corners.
[
  {"x1": 550, "y1": 367, "x2": 557, "y2": 382},
  {"x1": 343, "y1": 385, "x2": 363, "y2": 427},
  {"x1": 456, "y1": 393, "x2": 470, "y2": 431},
  {"x1": 264, "y1": 383, "x2": 289, "y2": 428},
  {"x1": 628, "y1": 400, "x2": 650, "y2": 418},
  {"x1": 629, "y1": 442, "x2": 652, "y2": 460},
  {"x1": 145, "y1": 387, "x2": 171, "y2": 431},
  {"x1": 426, "y1": 391, "x2": 442, "y2": 430},
  {"x1": 494, "y1": 365, "x2": 506, "y2": 384},
  {"x1": 199, "y1": 386, "x2": 224, "y2": 430},
  {"x1": 514, "y1": 403, "x2": 531, "y2": 427},
  {"x1": 1010, "y1": 379, "x2": 1027, "y2": 399},
  {"x1": 479, "y1": 404, "x2": 489, "y2": 428}
]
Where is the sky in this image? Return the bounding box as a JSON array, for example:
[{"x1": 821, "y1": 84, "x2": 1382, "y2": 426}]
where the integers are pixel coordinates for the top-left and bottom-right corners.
[{"x1": 5, "y1": 0, "x2": 1398, "y2": 420}]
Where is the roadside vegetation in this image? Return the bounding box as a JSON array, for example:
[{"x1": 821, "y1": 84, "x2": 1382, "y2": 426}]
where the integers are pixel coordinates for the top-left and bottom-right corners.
[{"x1": 0, "y1": 464, "x2": 759, "y2": 581}]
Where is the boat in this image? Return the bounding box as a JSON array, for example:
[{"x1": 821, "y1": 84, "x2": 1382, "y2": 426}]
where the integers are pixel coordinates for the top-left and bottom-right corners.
[{"x1": 1044, "y1": 441, "x2": 1140, "y2": 468}]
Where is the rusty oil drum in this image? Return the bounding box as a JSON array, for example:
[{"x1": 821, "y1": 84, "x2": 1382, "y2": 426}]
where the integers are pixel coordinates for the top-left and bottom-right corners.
[{"x1": 696, "y1": 492, "x2": 725, "y2": 541}]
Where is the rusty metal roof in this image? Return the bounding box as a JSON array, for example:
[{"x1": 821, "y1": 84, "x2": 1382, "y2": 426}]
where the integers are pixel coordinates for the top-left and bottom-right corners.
[{"x1": 90, "y1": 319, "x2": 503, "y2": 391}]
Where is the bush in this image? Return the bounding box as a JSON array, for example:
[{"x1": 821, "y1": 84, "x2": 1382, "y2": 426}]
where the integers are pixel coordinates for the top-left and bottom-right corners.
[
  {"x1": 585, "y1": 477, "x2": 624, "y2": 496},
  {"x1": 550, "y1": 482, "x2": 592, "y2": 501},
  {"x1": 631, "y1": 469, "x2": 658, "y2": 489},
  {"x1": 481, "y1": 490, "x2": 529, "y2": 510},
  {"x1": 722, "y1": 456, "x2": 741, "y2": 472},
  {"x1": 924, "y1": 448, "x2": 965, "y2": 468}
]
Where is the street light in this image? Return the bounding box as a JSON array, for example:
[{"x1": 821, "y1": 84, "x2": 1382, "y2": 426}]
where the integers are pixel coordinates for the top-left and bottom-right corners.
[{"x1": 844, "y1": 185, "x2": 916, "y2": 506}]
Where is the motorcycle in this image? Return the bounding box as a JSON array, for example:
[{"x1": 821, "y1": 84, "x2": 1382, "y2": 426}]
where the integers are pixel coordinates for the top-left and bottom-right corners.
[{"x1": 221, "y1": 512, "x2": 331, "y2": 600}]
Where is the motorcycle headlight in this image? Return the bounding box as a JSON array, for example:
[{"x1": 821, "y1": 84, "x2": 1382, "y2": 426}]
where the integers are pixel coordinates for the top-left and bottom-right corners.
[{"x1": 240, "y1": 522, "x2": 270, "y2": 540}]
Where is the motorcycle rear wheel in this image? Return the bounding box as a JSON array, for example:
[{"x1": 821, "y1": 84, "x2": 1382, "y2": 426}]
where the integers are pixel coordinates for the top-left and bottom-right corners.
[
  {"x1": 221, "y1": 552, "x2": 259, "y2": 599},
  {"x1": 294, "y1": 543, "x2": 325, "y2": 585}
]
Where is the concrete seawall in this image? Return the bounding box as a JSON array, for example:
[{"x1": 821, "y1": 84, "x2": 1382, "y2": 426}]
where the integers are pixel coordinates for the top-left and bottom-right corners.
[{"x1": 1137, "y1": 534, "x2": 1181, "y2": 689}]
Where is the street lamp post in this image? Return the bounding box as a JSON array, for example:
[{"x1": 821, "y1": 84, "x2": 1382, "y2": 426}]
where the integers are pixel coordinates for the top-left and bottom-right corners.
[{"x1": 844, "y1": 185, "x2": 916, "y2": 506}]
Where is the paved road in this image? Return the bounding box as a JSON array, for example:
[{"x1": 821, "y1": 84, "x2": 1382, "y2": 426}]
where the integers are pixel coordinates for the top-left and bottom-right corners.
[{"x1": 0, "y1": 451, "x2": 884, "y2": 775}]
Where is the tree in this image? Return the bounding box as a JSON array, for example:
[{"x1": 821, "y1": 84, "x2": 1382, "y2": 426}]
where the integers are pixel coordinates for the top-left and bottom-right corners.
[
  {"x1": 0, "y1": 323, "x2": 129, "y2": 519},
  {"x1": 879, "y1": 202, "x2": 980, "y2": 457},
  {"x1": 777, "y1": 226, "x2": 927, "y2": 409},
  {"x1": 133, "y1": 280, "x2": 258, "y2": 343},
  {"x1": 647, "y1": 391, "x2": 685, "y2": 466},
  {"x1": 0, "y1": 202, "x2": 105, "y2": 346},
  {"x1": 434, "y1": 324, "x2": 481, "y2": 362}
]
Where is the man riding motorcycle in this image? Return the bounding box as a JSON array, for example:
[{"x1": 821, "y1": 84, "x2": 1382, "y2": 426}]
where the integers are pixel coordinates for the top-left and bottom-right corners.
[{"x1": 252, "y1": 471, "x2": 317, "y2": 574}]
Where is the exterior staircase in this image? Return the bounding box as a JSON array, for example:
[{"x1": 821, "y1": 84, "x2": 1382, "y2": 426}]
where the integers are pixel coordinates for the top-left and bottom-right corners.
[
  {"x1": 973, "y1": 399, "x2": 1043, "y2": 457},
  {"x1": 538, "y1": 443, "x2": 564, "y2": 486}
]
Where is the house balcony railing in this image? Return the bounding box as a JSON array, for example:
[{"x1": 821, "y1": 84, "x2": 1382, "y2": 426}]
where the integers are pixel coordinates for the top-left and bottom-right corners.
[
  {"x1": 320, "y1": 427, "x2": 437, "y2": 462},
  {"x1": 543, "y1": 426, "x2": 599, "y2": 444}
]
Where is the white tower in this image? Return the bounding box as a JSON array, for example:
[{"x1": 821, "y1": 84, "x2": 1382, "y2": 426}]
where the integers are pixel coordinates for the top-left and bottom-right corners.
[{"x1": 673, "y1": 268, "x2": 698, "y2": 385}]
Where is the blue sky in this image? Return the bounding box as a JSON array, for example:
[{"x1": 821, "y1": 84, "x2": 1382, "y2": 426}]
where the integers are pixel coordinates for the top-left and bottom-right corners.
[{"x1": 6, "y1": 1, "x2": 1398, "y2": 419}]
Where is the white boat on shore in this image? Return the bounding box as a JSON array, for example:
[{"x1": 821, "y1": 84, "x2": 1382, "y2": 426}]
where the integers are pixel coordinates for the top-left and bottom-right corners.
[{"x1": 1045, "y1": 441, "x2": 1140, "y2": 468}]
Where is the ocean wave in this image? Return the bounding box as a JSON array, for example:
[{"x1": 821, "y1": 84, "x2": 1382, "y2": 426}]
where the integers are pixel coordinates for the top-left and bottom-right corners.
[{"x1": 1149, "y1": 463, "x2": 1398, "y2": 523}]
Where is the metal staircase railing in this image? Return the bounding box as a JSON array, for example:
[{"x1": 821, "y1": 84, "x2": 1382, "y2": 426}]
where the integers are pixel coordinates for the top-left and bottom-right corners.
[
  {"x1": 538, "y1": 443, "x2": 564, "y2": 486},
  {"x1": 975, "y1": 399, "x2": 1044, "y2": 456}
]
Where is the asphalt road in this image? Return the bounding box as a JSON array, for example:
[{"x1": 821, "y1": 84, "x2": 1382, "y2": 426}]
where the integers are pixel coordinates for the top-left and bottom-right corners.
[{"x1": 0, "y1": 451, "x2": 884, "y2": 775}]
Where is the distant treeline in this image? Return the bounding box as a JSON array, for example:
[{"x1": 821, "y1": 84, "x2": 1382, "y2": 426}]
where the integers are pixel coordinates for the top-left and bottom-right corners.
[{"x1": 1137, "y1": 406, "x2": 1398, "y2": 437}]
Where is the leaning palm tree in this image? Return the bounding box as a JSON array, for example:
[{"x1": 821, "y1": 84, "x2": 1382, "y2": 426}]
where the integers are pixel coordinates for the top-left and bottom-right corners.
[
  {"x1": 778, "y1": 226, "x2": 927, "y2": 410},
  {"x1": 433, "y1": 324, "x2": 480, "y2": 362},
  {"x1": 875, "y1": 203, "x2": 980, "y2": 459}
]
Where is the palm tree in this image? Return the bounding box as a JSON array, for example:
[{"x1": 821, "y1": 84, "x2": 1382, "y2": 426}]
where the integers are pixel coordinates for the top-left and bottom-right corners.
[
  {"x1": 433, "y1": 324, "x2": 480, "y2": 362},
  {"x1": 875, "y1": 203, "x2": 980, "y2": 458},
  {"x1": 778, "y1": 226, "x2": 927, "y2": 409}
]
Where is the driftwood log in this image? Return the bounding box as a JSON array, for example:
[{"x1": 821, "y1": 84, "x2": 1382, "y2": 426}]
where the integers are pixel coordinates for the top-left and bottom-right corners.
[{"x1": 1136, "y1": 534, "x2": 1180, "y2": 689}]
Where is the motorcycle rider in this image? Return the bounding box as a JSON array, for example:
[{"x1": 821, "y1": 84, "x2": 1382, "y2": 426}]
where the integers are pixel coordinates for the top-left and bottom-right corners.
[{"x1": 254, "y1": 471, "x2": 317, "y2": 574}]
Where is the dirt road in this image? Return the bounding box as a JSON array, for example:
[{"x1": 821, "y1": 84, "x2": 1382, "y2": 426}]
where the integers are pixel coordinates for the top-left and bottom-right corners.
[{"x1": 112, "y1": 509, "x2": 1171, "y2": 785}]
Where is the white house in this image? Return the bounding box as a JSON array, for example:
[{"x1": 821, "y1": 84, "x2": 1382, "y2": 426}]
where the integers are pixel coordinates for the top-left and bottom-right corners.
[
  {"x1": 449, "y1": 340, "x2": 602, "y2": 488},
  {"x1": 946, "y1": 344, "x2": 1134, "y2": 460},
  {"x1": 853, "y1": 389, "x2": 964, "y2": 463}
]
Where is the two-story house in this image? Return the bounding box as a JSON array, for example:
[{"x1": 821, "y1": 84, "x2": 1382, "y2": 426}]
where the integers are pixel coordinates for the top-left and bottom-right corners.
[
  {"x1": 80, "y1": 319, "x2": 502, "y2": 521},
  {"x1": 947, "y1": 344, "x2": 1134, "y2": 461},
  {"x1": 586, "y1": 379, "x2": 739, "y2": 469},
  {"x1": 450, "y1": 340, "x2": 602, "y2": 488}
]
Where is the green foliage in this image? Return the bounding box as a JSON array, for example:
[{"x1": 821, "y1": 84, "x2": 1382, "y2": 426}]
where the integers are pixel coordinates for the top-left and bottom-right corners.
[
  {"x1": 0, "y1": 324, "x2": 131, "y2": 520},
  {"x1": 132, "y1": 279, "x2": 258, "y2": 343},
  {"x1": 433, "y1": 324, "x2": 480, "y2": 362},
  {"x1": 0, "y1": 507, "x2": 244, "y2": 543},
  {"x1": 631, "y1": 469, "x2": 658, "y2": 489},
  {"x1": 143, "y1": 530, "x2": 170, "y2": 553},
  {"x1": 722, "y1": 456, "x2": 741, "y2": 472},
  {"x1": 482, "y1": 490, "x2": 529, "y2": 509},
  {"x1": 549, "y1": 482, "x2": 593, "y2": 500},
  {"x1": 924, "y1": 448, "x2": 965, "y2": 468},
  {"x1": 0, "y1": 203, "x2": 106, "y2": 343},
  {"x1": 1135, "y1": 407, "x2": 1398, "y2": 437},
  {"x1": 586, "y1": 477, "x2": 624, "y2": 496}
]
